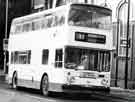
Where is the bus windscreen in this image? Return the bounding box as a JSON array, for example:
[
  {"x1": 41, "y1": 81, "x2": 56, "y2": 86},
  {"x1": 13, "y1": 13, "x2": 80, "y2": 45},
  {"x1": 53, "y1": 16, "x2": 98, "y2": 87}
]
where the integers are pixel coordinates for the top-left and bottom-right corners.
[
  {"x1": 68, "y1": 4, "x2": 112, "y2": 30},
  {"x1": 64, "y1": 47, "x2": 110, "y2": 72}
]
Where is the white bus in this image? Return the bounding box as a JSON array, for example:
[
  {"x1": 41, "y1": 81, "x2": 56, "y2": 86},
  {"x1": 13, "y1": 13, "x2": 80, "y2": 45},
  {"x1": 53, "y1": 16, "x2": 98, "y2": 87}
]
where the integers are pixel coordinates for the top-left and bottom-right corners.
[{"x1": 7, "y1": 3, "x2": 112, "y2": 95}]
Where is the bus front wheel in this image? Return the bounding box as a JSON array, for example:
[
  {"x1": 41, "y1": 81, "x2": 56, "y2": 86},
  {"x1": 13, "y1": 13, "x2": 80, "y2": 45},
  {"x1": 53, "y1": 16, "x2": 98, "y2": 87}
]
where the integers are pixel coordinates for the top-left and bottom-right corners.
[
  {"x1": 41, "y1": 75, "x2": 49, "y2": 96},
  {"x1": 12, "y1": 72, "x2": 18, "y2": 89}
]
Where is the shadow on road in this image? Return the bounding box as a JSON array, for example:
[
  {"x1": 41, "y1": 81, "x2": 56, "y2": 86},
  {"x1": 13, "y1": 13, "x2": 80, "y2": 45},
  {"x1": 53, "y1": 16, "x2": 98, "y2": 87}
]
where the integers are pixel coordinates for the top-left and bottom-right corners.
[{"x1": 15, "y1": 87, "x2": 108, "y2": 101}]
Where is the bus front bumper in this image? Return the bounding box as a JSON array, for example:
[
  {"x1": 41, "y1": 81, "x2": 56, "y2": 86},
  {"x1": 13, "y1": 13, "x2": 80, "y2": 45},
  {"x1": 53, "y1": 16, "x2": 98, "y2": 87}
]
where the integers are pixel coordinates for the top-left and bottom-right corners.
[{"x1": 62, "y1": 84, "x2": 110, "y2": 93}]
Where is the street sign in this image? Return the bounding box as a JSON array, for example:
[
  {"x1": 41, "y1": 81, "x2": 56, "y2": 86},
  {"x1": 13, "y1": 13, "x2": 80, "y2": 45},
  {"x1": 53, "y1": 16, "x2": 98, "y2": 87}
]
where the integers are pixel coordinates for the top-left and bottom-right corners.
[
  {"x1": 3, "y1": 38, "x2": 8, "y2": 51},
  {"x1": 120, "y1": 38, "x2": 130, "y2": 48},
  {"x1": 120, "y1": 39, "x2": 127, "y2": 46}
]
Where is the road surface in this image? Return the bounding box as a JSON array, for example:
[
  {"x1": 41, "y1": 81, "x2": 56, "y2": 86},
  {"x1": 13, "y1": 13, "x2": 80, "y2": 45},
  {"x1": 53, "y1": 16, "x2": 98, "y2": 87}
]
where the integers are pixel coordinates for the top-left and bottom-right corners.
[{"x1": 0, "y1": 83, "x2": 133, "y2": 102}]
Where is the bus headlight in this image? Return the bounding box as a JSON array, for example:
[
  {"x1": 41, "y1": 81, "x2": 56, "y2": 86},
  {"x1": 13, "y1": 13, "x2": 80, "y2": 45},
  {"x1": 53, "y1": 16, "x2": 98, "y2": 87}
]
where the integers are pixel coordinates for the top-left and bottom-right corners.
[
  {"x1": 66, "y1": 72, "x2": 75, "y2": 85},
  {"x1": 101, "y1": 79, "x2": 109, "y2": 86}
]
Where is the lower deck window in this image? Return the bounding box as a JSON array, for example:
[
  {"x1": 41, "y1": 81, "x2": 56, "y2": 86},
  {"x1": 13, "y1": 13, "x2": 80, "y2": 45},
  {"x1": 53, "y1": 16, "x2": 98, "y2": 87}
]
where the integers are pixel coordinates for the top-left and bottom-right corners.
[
  {"x1": 10, "y1": 50, "x2": 31, "y2": 64},
  {"x1": 42, "y1": 49, "x2": 49, "y2": 64}
]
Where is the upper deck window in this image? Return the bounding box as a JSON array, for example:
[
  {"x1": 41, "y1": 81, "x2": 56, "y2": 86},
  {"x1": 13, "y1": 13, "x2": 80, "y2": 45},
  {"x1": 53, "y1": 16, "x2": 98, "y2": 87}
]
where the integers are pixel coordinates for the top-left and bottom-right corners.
[
  {"x1": 13, "y1": 9, "x2": 66, "y2": 34},
  {"x1": 68, "y1": 4, "x2": 112, "y2": 30},
  {"x1": 15, "y1": 24, "x2": 22, "y2": 34},
  {"x1": 22, "y1": 23, "x2": 32, "y2": 32}
]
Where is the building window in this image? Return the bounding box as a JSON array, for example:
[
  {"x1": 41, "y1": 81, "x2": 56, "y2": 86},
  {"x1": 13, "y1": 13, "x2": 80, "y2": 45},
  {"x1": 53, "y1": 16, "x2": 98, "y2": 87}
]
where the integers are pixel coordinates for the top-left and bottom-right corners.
[
  {"x1": 119, "y1": 46, "x2": 126, "y2": 56},
  {"x1": 56, "y1": 0, "x2": 66, "y2": 7},
  {"x1": 42, "y1": 49, "x2": 49, "y2": 64},
  {"x1": 112, "y1": 22, "x2": 117, "y2": 47},
  {"x1": 33, "y1": 0, "x2": 45, "y2": 9},
  {"x1": 45, "y1": 0, "x2": 53, "y2": 9}
]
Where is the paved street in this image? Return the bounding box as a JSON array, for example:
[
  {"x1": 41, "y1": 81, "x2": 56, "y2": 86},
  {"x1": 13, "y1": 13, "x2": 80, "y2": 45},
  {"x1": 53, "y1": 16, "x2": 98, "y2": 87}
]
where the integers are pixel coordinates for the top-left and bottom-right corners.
[{"x1": 0, "y1": 82, "x2": 134, "y2": 102}]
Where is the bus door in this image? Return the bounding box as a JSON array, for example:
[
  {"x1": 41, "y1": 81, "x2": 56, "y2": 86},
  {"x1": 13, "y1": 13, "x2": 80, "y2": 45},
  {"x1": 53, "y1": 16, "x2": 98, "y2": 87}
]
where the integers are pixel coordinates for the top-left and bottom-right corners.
[
  {"x1": 88, "y1": 51, "x2": 98, "y2": 71},
  {"x1": 99, "y1": 51, "x2": 110, "y2": 72},
  {"x1": 51, "y1": 49, "x2": 64, "y2": 84}
]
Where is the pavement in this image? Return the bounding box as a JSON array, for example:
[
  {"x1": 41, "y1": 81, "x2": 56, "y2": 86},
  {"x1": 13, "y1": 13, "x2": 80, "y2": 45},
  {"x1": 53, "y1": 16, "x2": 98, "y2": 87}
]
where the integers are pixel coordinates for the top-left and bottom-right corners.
[
  {"x1": 111, "y1": 87, "x2": 135, "y2": 94},
  {"x1": 0, "y1": 71, "x2": 6, "y2": 83}
]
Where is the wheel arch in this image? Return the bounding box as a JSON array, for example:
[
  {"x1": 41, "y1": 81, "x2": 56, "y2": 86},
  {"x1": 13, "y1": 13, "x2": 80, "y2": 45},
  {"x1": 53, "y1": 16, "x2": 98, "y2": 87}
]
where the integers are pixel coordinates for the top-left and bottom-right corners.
[
  {"x1": 12, "y1": 71, "x2": 17, "y2": 78},
  {"x1": 11, "y1": 70, "x2": 18, "y2": 89},
  {"x1": 40, "y1": 73, "x2": 49, "y2": 88}
]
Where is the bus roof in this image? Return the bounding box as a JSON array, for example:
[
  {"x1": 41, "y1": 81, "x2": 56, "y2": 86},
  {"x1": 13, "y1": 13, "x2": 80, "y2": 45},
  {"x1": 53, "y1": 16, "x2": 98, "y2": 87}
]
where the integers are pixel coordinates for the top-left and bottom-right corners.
[{"x1": 12, "y1": 3, "x2": 112, "y2": 25}]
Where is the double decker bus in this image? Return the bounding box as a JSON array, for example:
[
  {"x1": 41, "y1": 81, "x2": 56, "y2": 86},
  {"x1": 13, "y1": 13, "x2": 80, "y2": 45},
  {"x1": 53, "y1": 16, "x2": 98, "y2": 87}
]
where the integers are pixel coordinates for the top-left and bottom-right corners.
[{"x1": 7, "y1": 3, "x2": 112, "y2": 96}]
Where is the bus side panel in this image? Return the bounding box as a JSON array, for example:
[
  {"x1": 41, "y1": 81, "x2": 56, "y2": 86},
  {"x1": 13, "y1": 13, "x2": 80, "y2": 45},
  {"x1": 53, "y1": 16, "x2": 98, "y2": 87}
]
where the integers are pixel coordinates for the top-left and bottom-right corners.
[{"x1": 48, "y1": 69, "x2": 66, "y2": 92}]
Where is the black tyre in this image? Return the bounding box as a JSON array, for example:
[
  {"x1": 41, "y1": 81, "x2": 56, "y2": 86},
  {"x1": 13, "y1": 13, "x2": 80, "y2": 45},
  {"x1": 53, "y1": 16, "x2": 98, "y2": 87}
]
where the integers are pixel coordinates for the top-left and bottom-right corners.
[
  {"x1": 12, "y1": 72, "x2": 18, "y2": 89},
  {"x1": 41, "y1": 75, "x2": 49, "y2": 96}
]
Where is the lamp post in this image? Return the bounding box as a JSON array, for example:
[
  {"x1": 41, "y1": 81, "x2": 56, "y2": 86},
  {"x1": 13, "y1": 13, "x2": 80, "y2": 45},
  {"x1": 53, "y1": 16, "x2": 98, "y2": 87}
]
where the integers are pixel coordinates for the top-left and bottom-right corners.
[
  {"x1": 5, "y1": 0, "x2": 8, "y2": 39},
  {"x1": 125, "y1": 0, "x2": 130, "y2": 89},
  {"x1": 4, "y1": 0, "x2": 8, "y2": 74}
]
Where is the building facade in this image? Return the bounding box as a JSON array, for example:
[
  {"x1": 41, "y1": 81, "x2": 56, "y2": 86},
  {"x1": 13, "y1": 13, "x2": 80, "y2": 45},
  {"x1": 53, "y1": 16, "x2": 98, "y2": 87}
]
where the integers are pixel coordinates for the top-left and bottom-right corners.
[{"x1": 111, "y1": 0, "x2": 135, "y2": 89}]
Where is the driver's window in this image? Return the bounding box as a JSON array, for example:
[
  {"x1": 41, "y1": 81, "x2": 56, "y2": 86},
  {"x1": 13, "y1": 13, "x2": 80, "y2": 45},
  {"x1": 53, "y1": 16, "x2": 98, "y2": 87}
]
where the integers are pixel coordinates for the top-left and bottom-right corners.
[{"x1": 55, "y1": 49, "x2": 63, "y2": 68}]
